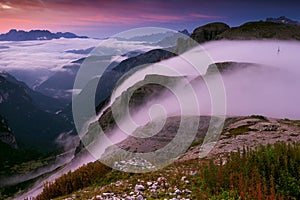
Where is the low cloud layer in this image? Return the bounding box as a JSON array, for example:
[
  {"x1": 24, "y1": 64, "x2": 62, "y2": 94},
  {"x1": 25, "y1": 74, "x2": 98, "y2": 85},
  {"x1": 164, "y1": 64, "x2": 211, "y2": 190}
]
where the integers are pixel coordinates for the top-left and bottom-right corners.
[
  {"x1": 109, "y1": 40, "x2": 300, "y2": 123},
  {"x1": 0, "y1": 38, "x2": 157, "y2": 86}
]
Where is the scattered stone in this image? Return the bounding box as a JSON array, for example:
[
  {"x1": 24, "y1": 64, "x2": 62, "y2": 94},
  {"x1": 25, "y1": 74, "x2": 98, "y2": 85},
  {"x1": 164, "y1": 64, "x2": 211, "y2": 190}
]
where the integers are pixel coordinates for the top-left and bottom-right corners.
[
  {"x1": 115, "y1": 181, "x2": 123, "y2": 187},
  {"x1": 150, "y1": 189, "x2": 156, "y2": 193},
  {"x1": 102, "y1": 192, "x2": 114, "y2": 196},
  {"x1": 135, "y1": 184, "x2": 145, "y2": 192},
  {"x1": 113, "y1": 157, "x2": 156, "y2": 171},
  {"x1": 181, "y1": 176, "x2": 186, "y2": 181},
  {"x1": 190, "y1": 171, "x2": 198, "y2": 176},
  {"x1": 150, "y1": 183, "x2": 158, "y2": 190},
  {"x1": 136, "y1": 194, "x2": 144, "y2": 200},
  {"x1": 175, "y1": 189, "x2": 181, "y2": 194},
  {"x1": 185, "y1": 189, "x2": 192, "y2": 193},
  {"x1": 147, "y1": 181, "x2": 153, "y2": 186},
  {"x1": 157, "y1": 177, "x2": 166, "y2": 183}
]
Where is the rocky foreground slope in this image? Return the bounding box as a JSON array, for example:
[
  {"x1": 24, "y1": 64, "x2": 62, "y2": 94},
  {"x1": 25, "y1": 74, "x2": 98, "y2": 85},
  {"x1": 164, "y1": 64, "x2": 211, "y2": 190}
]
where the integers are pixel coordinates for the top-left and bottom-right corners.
[{"x1": 33, "y1": 115, "x2": 300, "y2": 200}]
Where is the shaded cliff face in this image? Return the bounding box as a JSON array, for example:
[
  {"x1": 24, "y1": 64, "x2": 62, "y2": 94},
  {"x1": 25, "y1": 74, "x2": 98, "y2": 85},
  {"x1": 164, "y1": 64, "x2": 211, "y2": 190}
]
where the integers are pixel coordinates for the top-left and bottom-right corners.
[
  {"x1": 0, "y1": 115, "x2": 17, "y2": 149},
  {"x1": 175, "y1": 22, "x2": 230, "y2": 53},
  {"x1": 190, "y1": 22, "x2": 230, "y2": 43}
]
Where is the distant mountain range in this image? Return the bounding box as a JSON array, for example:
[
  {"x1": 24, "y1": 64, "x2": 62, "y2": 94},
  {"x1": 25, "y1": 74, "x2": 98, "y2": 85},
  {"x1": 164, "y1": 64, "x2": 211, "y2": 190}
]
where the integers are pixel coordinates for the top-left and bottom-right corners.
[{"x1": 0, "y1": 29, "x2": 88, "y2": 41}]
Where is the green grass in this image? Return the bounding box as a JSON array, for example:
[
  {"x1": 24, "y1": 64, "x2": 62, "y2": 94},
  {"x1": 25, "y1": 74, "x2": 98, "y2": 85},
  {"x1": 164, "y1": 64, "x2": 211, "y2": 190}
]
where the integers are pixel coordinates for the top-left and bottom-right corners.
[{"x1": 224, "y1": 124, "x2": 257, "y2": 139}]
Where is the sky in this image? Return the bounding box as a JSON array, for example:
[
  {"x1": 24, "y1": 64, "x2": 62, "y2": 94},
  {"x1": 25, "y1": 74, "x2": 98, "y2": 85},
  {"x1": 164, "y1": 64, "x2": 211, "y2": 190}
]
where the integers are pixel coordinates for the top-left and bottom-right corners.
[{"x1": 0, "y1": 0, "x2": 300, "y2": 37}]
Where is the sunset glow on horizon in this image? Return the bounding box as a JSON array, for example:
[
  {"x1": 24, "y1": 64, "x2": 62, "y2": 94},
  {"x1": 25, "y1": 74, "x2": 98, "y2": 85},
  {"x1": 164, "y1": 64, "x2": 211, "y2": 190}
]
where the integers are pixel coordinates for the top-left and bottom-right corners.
[{"x1": 0, "y1": 0, "x2": 299, "y2": 37}]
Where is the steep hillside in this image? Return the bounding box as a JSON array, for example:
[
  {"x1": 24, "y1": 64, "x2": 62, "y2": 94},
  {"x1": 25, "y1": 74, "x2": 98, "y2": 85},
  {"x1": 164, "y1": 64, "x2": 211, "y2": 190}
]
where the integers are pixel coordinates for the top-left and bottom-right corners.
[
  {"x1": 70, "y1": 49, "x2": 176, "y2": 122},
  {"x1": 0, "y1": 115, "x2": 17, "y2": 149},
  {"x1": 0, "y1": 72, "x2": 72, "y2": 151},
  {"x1": 0, "y1": 72, "x2": 65, "y2": 113}
]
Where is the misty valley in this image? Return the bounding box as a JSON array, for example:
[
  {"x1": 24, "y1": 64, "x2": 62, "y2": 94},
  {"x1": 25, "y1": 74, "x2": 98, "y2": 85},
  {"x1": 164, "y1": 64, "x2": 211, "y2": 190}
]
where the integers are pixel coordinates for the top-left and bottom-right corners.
[{"x1": 0, "y1": 17, "x2": 300, "y2": 200}]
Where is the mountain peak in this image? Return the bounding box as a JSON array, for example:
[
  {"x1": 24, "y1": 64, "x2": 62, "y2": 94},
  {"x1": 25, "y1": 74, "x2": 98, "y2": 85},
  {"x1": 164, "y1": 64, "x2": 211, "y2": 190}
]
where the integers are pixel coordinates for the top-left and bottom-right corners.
[
  {"x1": 8, "y1": 29, "x2": 17, "y2": 33},
  {"x1": 266, "y1": 16, "x2": 300, "y2": 26}
]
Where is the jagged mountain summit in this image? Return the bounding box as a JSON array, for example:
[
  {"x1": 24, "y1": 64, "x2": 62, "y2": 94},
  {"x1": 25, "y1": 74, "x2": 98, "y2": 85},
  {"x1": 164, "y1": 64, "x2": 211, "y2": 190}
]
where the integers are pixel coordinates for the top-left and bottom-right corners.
[
  {"x1": 0, "y1": 29, "x2": 88, "y2": 41},
  {"x1": 266, "y1": 16, "x2": 300, "y2": 26}
]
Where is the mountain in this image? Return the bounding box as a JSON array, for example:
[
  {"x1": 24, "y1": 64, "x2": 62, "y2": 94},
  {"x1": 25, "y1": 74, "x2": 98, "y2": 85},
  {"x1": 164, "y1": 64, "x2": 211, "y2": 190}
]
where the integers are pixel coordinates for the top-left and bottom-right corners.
[
  {"x1": 75, "y1": 62, "x2": 256, "y2": 154},
  {"x1": 114, "y1": 31, "x2": 175, "y2": 42},
  {"x1": 0, "y1": 72, "x2": 72, "y2": 151},
  {"x1": 175, "y1": 22, "x2": 230, "y2": 53},
  {"x1": 65, "y1": 47, "x2": 95, "y2": 55},
  {"x1": 67, "y1": 48, "x2": 176, "y2": 122},
  {"x1": 190, "y1": 22, "x2": 230, "y2": 43},
  {"x1": 266, "y1": 16, "x2": 300, "y2": 26},
  {"x1": 179, "y1": 29, "x2": 190, "y2": 36},
  {"x1": 94, "y1": 49, "x2": 176, "y2": 110},
  {"x1": 0, "y1": 29, "x2": 87, "y2": 41},
  {"x1": 36, "y1": 51, "x2": 145, "y2": 101},
  {"x1": 155, "y1": 30, "x2": 190, "y2": 47},
  {"x1": 175, "y1": 18, "x2": 300, "y2": 53},
  {"x1": 217, "y1": 21, "x2": 300, "y2": 40},
  {"x1": 0, "y1": 72, "x2": 65, "y2": 112},
  {"x1": 35, "y1": 64, "x2": 80, "y2": 101}
]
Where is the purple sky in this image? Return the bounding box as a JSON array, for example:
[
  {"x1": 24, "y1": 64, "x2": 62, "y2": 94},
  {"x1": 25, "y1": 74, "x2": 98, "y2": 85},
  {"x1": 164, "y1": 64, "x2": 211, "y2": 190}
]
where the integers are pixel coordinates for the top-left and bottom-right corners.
[{"x1": 0, "y1": 0, "x2": 299, "y2": 37}]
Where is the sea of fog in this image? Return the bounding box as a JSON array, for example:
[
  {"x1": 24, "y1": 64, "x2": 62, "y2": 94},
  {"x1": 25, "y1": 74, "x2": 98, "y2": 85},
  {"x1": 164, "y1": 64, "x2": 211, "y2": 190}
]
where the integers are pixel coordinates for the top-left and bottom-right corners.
[{"x1": 0, "y1": 38, "x2": 157, "y2": 87}]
